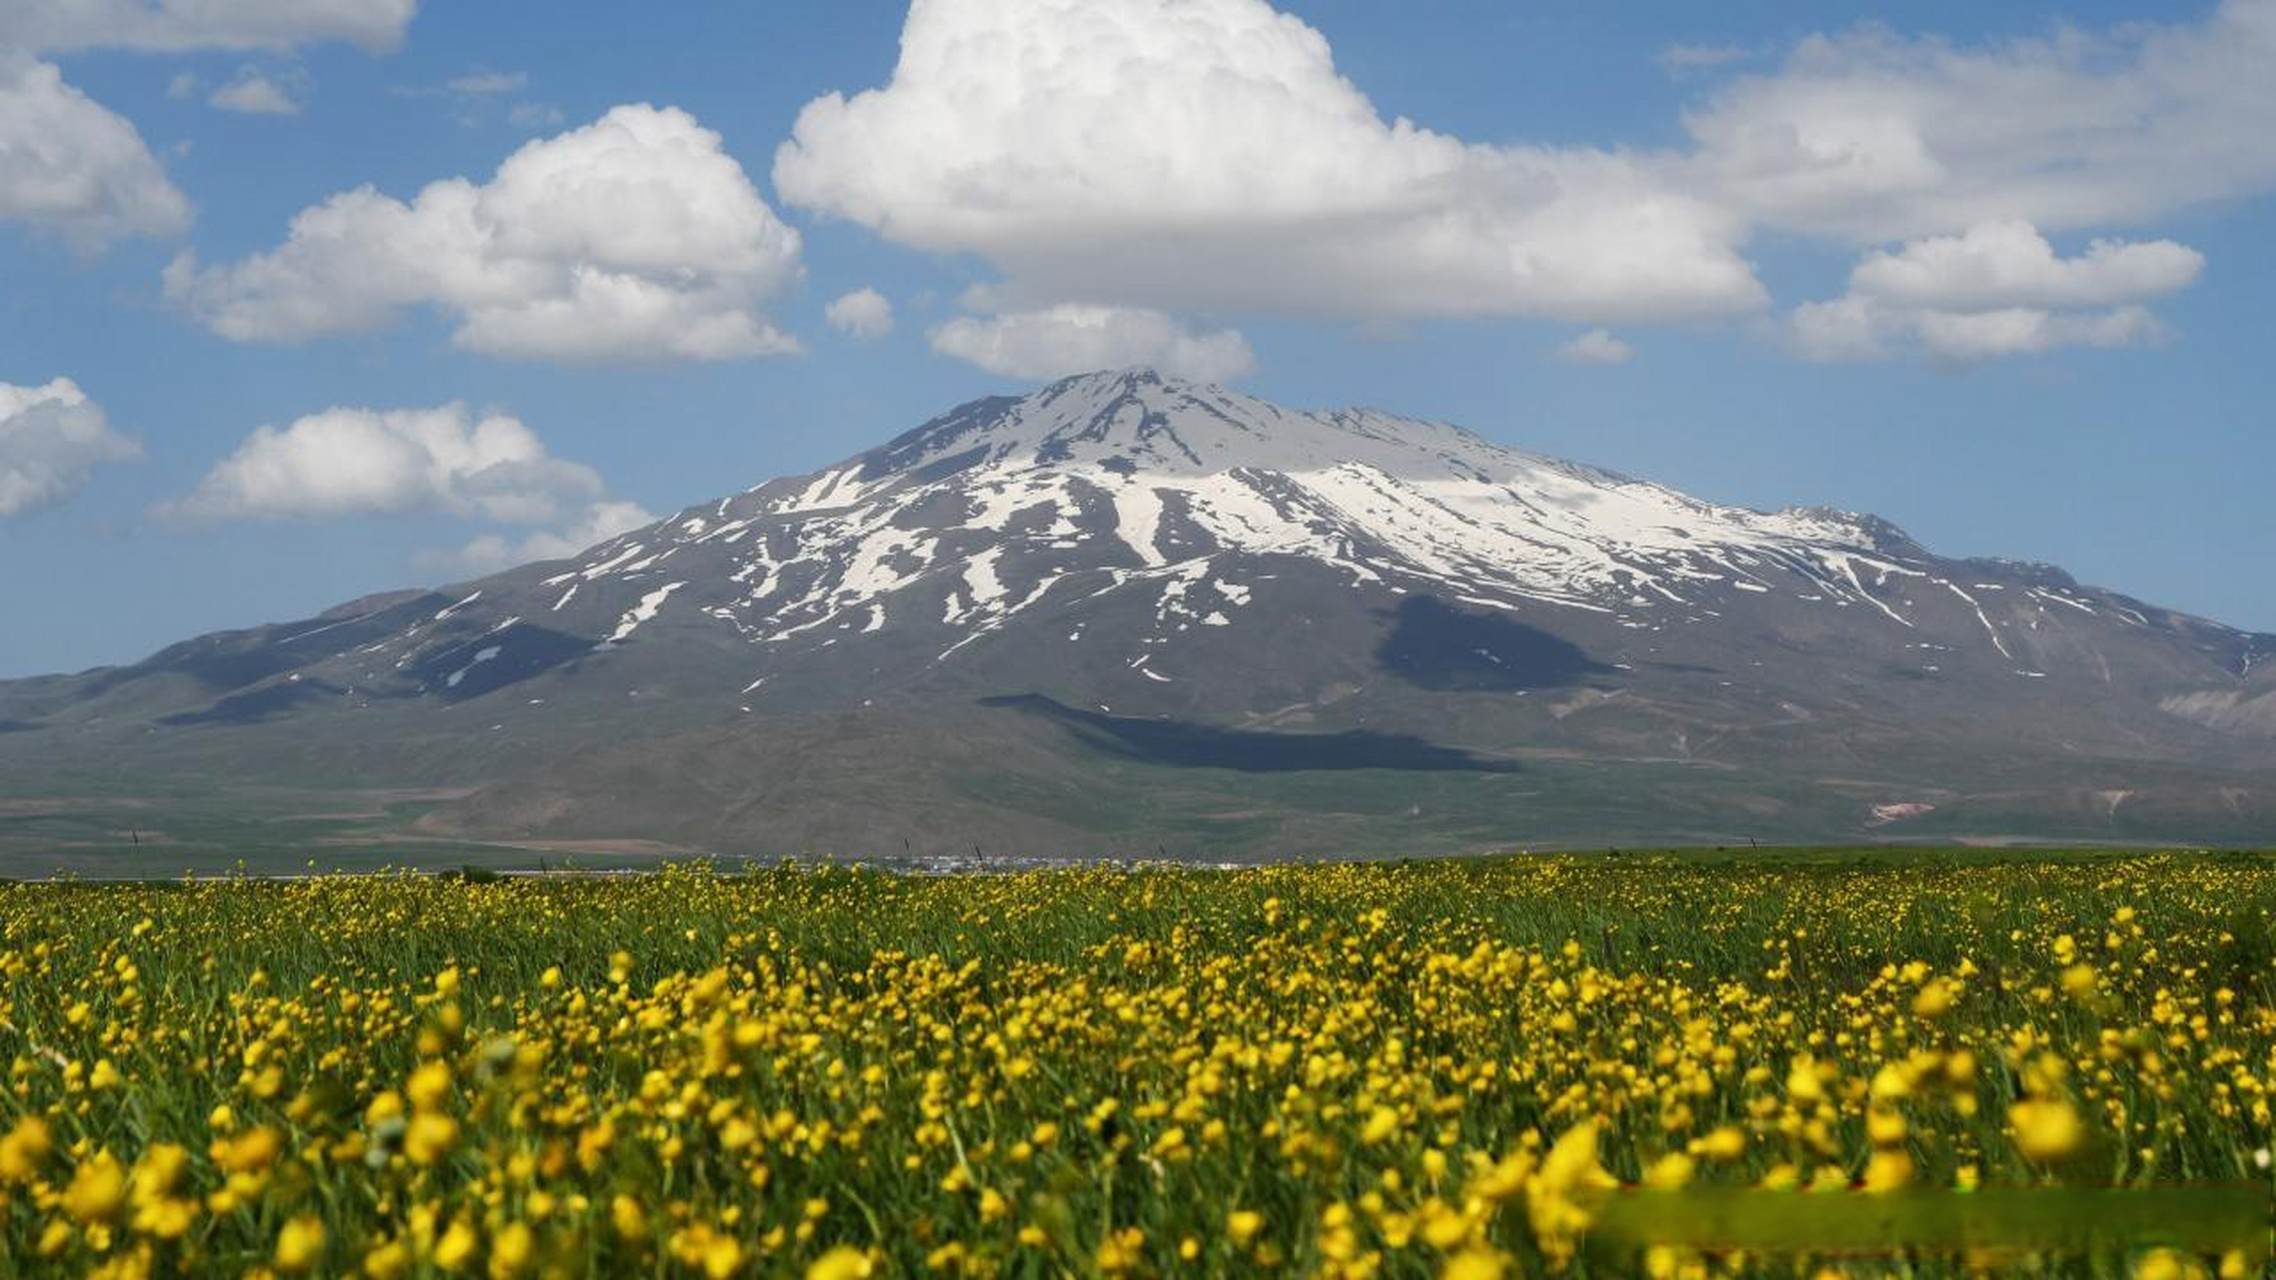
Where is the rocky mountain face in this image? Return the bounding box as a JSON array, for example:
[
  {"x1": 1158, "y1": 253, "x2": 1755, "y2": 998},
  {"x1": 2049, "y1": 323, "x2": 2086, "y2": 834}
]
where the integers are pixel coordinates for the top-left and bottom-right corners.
[{"x1": 5, "y1": 370, "x2": 2271, "y2": 860}]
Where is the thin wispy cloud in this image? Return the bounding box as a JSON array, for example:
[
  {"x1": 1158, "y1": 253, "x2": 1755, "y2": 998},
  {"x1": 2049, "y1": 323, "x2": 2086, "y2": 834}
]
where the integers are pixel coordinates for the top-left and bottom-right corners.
[
  {"x1": 1657, "y1": 42, "x2": 1755, "y2": 72},
  {"x1": 446, "y1": 69, "x2": 526, "y2": 96},
  {"x1": 396, "y1": 69, "x2": 562, "y2": 131},
  {"x1": 825, "y1": 288, "x2": 895, "y2": 340},
  {"x1": 0, "y1": 0, "x2": 415, "y2": 53},
  {"x1": 208, "y1": 66, "x2": 304, "y2": 116},
  {"x1": 1553, "y1": 329, "x2": 1634, "y2": 367}
]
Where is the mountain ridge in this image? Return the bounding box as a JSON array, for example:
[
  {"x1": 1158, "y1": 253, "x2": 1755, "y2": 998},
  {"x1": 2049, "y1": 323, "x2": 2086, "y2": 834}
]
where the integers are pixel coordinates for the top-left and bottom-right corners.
[{"x1": 1, "y1": 370, "x2": 2269, "y2": 866}]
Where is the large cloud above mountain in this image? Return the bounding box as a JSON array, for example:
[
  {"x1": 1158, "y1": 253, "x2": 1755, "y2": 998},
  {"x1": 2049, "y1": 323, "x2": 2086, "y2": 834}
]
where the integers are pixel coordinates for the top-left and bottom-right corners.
[
  {"x1": 777, "y1": 0, "x2": 2274, "y2": 371},
  {"x1": 166, "y1": 105, "x2": 805, "y2": 364},
  {"x1": 774, "y1": 0, "x2": 1765, "y2": 329}
]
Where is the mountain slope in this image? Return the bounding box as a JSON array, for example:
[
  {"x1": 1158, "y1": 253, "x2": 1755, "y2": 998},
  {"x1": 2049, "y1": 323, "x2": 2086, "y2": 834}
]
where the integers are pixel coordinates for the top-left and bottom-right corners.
[{"x1": 4, "y1": 370, "x2": 2270, "y2": 863}]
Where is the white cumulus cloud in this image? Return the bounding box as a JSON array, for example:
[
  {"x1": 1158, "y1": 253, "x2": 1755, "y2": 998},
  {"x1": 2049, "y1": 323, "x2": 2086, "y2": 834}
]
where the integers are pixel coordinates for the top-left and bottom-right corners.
[
  {"x1": 825, "y1": 287, "x2": 895, "y2": 339},
  {"x1": 0, "y1": 51, "x2": 192, "y2": 251},
  {"x1": 775, "y1": 0, "x2": 1764, "y2": 328},
  {"x1": 0, "y1": 0, "x2": 416, "y2": 53},
  {"x1": 1553, "y1": 329, "x2": 1634, "y2": 366},
  {"x1": 0, "y1": 378, "x2": 144, "y2": 518},
  {"x1": 931, "y1": 306, "x2": 1255, "y2": 382},
  {"x1": 1789, "y1": 221, "x2": 2202, "y2": 365},
  {"x1": 164, "y1": 402, "x2": 655, "y2": 575},
  {"x1": 1846, "y1": 220, "x2": 2204, "y2": 312},
  {"x1": 163, "y1": 403, "x2": 600, "y2": 524},
  {"x1": 165, "y1": 104, "x2": 805, "y2": 365}
]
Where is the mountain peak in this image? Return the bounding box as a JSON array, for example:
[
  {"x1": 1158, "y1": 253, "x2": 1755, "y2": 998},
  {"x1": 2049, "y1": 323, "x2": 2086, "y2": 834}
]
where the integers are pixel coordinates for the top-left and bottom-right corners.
[
  {"x1": 1037, "y1": 366, "x2": 1203, "y2": 396},
  {"x1": 867, "y1": 367, "x2": 1486, "y2": 483}
]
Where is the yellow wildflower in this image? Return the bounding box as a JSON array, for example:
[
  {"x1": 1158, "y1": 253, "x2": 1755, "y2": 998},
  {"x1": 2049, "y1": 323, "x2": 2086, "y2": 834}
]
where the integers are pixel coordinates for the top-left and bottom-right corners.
[
  {"x1": 64, "y1": 1152, "x2": 128, "y2": 1223},
  {"x1": 404, "y1": 1112, "x2": 459, "y2": 1166},
  {"x1": 2010, "y1": 1097, "x2": 2086, "y2": 1161},
  {"x1": 275, "y1": 1215, "x2": 327, "y2": 1273},
  {"x1": 433, "y1": 1220, "x2": 479, "y2": 1271},
  {"x1": 1443, "y1": 1248, "x2": 1507, "y2": 1280},
  {"x1": 0, "y1": 1116, "x2": 54, "y2": 1182},
  {"x1": 808, "y1": 1246, "x2": 873, "y2": 1280}
]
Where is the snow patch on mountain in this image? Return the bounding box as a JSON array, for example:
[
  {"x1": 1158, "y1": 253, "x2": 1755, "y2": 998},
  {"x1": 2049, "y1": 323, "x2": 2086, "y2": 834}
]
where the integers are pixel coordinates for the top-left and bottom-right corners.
[{"x1": 599, "y1": 582, "x2": 684, "y2": 648}]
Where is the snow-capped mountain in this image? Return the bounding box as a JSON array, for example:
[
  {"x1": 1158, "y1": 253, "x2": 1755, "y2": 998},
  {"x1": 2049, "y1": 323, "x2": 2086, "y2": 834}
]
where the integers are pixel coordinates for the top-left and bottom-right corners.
[
  {"x1": 3, "y1": 370, "x2": 2271, "y2": 861},
  {"x1": 494, "y1": 369, "x2": 2161, "y2": 683}
]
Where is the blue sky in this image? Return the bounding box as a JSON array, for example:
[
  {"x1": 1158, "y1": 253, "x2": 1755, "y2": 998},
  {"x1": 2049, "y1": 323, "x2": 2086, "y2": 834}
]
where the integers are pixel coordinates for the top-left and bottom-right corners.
[{"x1": 1, "y1": 0, "x2": 2270, "y2": 677}]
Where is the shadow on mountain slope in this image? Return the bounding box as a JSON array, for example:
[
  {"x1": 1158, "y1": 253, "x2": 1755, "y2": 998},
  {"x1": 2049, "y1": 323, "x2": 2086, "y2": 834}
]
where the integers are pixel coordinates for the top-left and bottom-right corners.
[
  {"x1": 405, "y1": 624, "x2": 599, "y2": 704},
  {"x1": 1376, "y1": 596, "x2": 1609, "y2": 692},
  {"x1": 159, "y1": 679, "x2": 352, "y2": 727},
  {"x1": 981, "y1": 693, "x2": 1522, "y2": 773},
  {"x1": 76, "y1": 591, "x2": 445, "y2": 702}
]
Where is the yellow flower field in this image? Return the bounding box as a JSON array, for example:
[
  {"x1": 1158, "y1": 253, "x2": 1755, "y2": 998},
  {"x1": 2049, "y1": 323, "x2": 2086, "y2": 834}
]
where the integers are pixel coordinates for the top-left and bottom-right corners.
[{"x1": 1, "y1": 851, "x2": 2271, "y2": 1277}]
